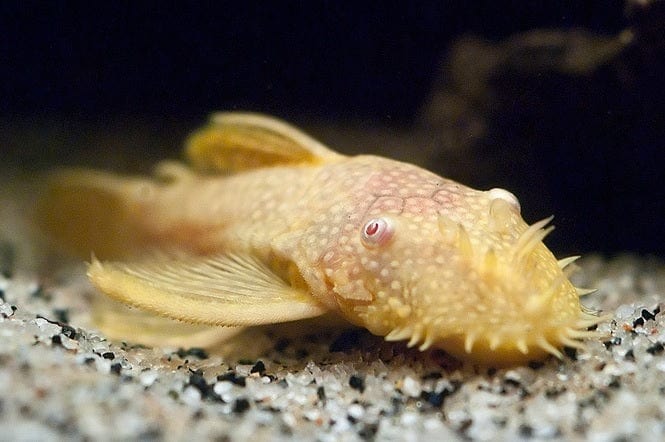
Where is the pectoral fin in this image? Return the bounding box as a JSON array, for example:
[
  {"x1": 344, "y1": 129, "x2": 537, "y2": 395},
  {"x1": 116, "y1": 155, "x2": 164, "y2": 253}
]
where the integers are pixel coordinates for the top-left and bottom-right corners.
[
  {"x1": 185, "y1": 112, "x2": 343, "y2": 172},
  {"x1": 88, "y1": 252, "x2": 327, "y2": 326},
  {"x1": 92, "y1": 295, "x2": 244, "y2": 348}
]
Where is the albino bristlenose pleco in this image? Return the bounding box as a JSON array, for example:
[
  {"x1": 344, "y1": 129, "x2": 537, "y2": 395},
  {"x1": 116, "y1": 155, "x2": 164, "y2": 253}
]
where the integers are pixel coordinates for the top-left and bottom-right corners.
[{"x1": 39, "y1": 112, "x2": 606, "y2": 366}]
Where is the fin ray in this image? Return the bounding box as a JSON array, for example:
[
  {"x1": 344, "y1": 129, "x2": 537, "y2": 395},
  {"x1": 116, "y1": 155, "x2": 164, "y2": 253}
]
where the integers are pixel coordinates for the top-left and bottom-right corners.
[
  {"x1": 92, "y1": 295, "x2": 243, "y2": 348},
  {"x1": 186, "y1": 112, "x2": 342, "y2": 172},
  {"x1": 88, "y1": 252, "x2": 327, "y2": 326}
]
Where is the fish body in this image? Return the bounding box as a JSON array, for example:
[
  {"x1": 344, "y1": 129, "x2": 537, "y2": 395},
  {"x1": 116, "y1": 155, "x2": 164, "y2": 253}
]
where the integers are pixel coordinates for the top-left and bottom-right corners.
[{"x1": 39, "y1": 113, "x2": 604, "y2": 366}]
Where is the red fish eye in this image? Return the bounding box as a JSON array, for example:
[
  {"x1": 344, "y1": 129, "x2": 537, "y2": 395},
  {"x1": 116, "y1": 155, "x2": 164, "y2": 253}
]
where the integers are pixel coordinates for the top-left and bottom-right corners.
[
  {"x1": 361, "y1": 217, "x2": 394, "y2": 248},
  {"x1": 365, "y1": 221, "x2": 379, "y2": 236}
]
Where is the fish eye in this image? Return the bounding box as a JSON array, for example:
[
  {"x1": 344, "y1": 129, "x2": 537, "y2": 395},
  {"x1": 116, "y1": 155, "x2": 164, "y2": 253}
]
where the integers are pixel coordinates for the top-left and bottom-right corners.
[
  {"x1": 487, "y1": 188, "x2": 521, "y2": 213},
  {"x1": 361, "y1": 217, "x2": 394, "y2": 248}
]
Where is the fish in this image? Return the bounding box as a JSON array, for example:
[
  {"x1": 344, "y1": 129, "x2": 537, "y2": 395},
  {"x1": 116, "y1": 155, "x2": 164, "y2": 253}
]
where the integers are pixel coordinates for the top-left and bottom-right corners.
[{"x1": 38, "y1": 112, "x2": 606, "y2": 366}]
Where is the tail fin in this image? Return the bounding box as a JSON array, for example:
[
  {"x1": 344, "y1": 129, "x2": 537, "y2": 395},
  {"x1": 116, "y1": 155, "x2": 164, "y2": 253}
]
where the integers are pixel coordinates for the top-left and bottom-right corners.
[{"x1": 36, "y1": 169, "x2": 150, "y2": 260}]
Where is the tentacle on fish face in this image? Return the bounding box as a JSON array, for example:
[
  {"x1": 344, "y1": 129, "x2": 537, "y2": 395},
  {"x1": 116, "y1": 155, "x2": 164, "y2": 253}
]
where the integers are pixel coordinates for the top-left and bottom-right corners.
[
  {"x1": 379, "y1": 308, "x2": 608, "y2": 365},
  {"x1": 512, "y1": 216, "x2": 555, "y2": 263}
]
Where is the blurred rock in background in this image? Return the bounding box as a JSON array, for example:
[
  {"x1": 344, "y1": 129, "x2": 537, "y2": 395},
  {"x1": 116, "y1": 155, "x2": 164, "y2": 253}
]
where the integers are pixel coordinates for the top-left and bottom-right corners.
[{"x1": 420, "y1": 0, "x2": 665, "y2": 255}]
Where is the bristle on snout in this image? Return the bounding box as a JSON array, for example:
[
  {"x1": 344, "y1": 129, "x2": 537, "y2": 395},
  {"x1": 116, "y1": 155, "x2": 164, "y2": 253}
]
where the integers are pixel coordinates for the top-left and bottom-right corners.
[{"x1": 514, "y1": 216, "x2": 554, "y2": 261}]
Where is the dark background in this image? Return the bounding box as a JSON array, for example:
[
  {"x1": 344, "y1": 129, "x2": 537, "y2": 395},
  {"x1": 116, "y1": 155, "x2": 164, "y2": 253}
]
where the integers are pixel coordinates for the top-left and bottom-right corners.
[
  {"x1": 2, "y1": 1, "x2": 664, "y2": 256},
  {"x1": 2, "y1": 2, "x2": 625, "y2": 120}
]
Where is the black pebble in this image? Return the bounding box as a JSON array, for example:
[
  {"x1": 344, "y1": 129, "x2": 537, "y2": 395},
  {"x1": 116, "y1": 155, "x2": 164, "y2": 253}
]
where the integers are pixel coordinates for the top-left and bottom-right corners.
[
  {"x1": 390, "y1": 396, "x2": 404, "y2": 415},
  {"x1": 102, "y1": 352, "x2": 115, "y2": 360},
  {"x1": 188, "y1": 372, "x2": 224, "y2": 403},
  {"x1": 191, "y1": 348, "x2": 209, "y2": 359},
  {"x1": 633, "y1": 317, "x2": 645, "y2": 328},
  {"x1": 317, "y1": 386, "x2": 326, "y2": 402},
  {"x1": 37, "y1": 315, "x2": 78, "y2": 340},
  {"x1": 519, "y1": 424, "x2": 534, "y2": 437},
  {"x1": 349, "y1": 375, "x2": 365, "y2": 393},
  {"x1": 250, "y1": 360, "x2": 266, "y2": 375},
  {"x1": 60, "y1": 325, "x2": 78, "y2": 340},
  {"x1": 51, "y1": 335, "x2": 62, "y2": 346},
  {"x1": 545, "y1": 386, "x2": 567, "y2": 398},
  {"x1": 641, "y1": 309, "x2": 656, "y2": 321},
  {"x1": 646, "y1": 342, "x2": 664, "y2": 355},
  {"x1": 217, "y1": 371, "x2": 246, "y2": 387},
  {"x1": 421, "y1": 390, "x2": 445, "y2": 407},
  {"x1": 233, "y1": 398, "x2": 250, "y2": 414},
  {"x1": 608, "y1": 377, "x2": 621, "y2": 389},
  {"x1": 110, "y1": 363, "x2": 122, "y2": 375},
  {"x1": 603, "y1": 337, "x2": 622, "y2": 350},
  {"x1": 176, "y1": 348, "x2": 209, "y2": 359},
  {"x1": 358, "y1": 423, "x2": 379, "y2": 440},
  {"x1": 188, "y1": 372, "x2": 210, "y2": 396}
]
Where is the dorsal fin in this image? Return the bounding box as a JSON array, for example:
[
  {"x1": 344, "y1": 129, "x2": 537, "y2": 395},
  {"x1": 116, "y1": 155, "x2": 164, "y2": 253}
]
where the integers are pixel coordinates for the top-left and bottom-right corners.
[{"x1": 185, "y1": 112, "x2": 343, "y2": 172}]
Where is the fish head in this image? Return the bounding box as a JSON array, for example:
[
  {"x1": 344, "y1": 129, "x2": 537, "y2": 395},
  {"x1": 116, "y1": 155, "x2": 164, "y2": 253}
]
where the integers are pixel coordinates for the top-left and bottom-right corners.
[{"x1": 318, "y1": 160, "x2": 600, "y2": 365}]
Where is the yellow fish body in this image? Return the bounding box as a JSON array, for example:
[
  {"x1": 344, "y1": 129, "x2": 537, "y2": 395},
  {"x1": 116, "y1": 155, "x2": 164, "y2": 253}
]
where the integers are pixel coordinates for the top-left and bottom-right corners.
[{"x1": 39, "y1": 113, "x2": 604, "y2": 365}]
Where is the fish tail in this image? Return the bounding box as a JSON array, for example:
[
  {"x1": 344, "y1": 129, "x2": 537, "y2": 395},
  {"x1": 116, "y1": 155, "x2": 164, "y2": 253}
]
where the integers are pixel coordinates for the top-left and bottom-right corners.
[{"x1": 36, "y1": 169, "x2": 150, "y2": 260}]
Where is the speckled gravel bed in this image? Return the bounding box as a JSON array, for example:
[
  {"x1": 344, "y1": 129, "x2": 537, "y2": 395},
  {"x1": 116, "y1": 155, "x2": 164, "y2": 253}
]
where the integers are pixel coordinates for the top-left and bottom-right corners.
[
  {"x1": 1, "y1": 251, "x2": 664, "y2": 442},
  {"x1": 1, "y1": 184, "x2": 665, "y2": 442}
]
